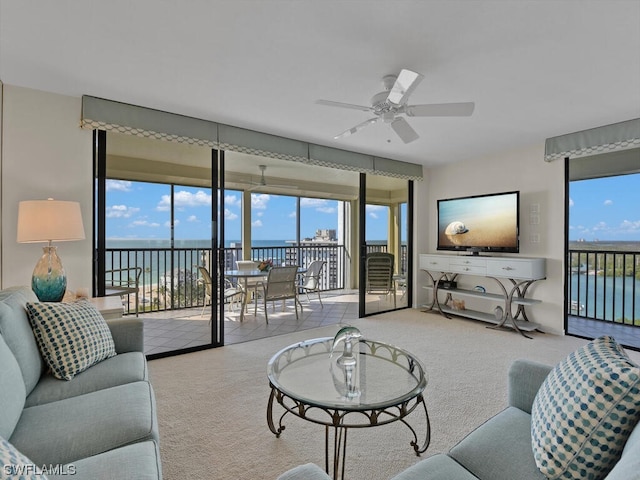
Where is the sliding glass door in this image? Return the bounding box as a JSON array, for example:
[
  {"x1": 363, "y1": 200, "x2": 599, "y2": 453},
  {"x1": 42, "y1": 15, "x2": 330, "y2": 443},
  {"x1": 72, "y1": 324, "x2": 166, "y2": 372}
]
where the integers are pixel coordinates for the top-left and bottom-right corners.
[{"x1": 360, "y1": 173, "x2": 413, "y2": 316}]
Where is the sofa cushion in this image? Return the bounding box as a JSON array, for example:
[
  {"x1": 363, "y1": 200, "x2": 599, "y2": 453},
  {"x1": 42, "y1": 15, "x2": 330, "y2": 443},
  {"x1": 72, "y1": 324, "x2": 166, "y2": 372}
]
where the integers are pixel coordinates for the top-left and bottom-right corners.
[
  {"x1": 26, "y1": 300, "x2": 116, "y2": 380},
  {"x1": 0, "y1": 287, "x2": 45, "y2": 394},
  {"x1": 603, "y1": 422, "x2": 640, "y2": 480},
  {"x1": 449, "y1": 406, "x2": 546, "y2": 480},
  {"x1": 390, "y1": 454, "x2": 479, "y2": 480},
  {"x1": 0, "y1": 335, "x2": 26, "y2": 439},
  {"x1": 277, "y1": 463, "x2": 331, "y2": 480},
  {"x1": 47, "y1": 440, "x2": 162, "y2": 480},
  {"x1": 531, "y1": 336, "x2": 640, "y2": 480},
  {"x1": 25, "y1": 351, "x2": 148, "y2": 407},
  {"x1": 9, "y1": 381, "x2": 158, "y2": 466},
  {"x1": 0, "y1": 435, "x2": 48, "y2": 479}
]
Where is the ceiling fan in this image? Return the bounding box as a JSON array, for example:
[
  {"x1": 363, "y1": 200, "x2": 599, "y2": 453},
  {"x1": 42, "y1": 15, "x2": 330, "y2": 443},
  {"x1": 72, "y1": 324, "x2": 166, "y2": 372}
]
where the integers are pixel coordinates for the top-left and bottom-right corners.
[
  {"x1": 316, "y1": 69, "x2": 475, "y2": 144},
  {"x1": 249, "y1": 165, "x2": 299, "y2": 191}
]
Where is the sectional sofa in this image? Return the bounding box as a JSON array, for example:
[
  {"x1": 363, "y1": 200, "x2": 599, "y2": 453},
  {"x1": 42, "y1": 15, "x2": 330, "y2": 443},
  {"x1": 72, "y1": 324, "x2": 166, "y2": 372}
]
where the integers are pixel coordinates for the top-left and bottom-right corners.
[
  {"x1": 0, "y1": 286, "x2": 161, "y2": 479},
  {"x1": 278, "y1": 337, "x2": 640, "y2": 480}
]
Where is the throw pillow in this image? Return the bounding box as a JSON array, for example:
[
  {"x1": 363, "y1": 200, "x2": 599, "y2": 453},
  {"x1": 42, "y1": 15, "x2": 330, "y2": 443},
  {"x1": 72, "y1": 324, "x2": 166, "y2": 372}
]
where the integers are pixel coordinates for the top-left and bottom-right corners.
[
  {"x1": 26, "y1": 300, "x2": 116, "y2": 381},
  {"x1": 0, "y1": 435, "x2": 48, "y2": 479},
  {"x1": 531, "y1": 335, "x2": 640, "y2": 480}
]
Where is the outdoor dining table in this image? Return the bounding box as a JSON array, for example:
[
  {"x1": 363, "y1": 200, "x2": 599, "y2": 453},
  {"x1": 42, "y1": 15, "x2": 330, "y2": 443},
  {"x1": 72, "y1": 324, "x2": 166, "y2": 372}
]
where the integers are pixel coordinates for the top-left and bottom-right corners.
[
  {"x1": 224, "y1": 267, "x2": 307, "y2": 321},
  {"x1": 224, "y1": 269, "x2": 268, "y2": 321}
]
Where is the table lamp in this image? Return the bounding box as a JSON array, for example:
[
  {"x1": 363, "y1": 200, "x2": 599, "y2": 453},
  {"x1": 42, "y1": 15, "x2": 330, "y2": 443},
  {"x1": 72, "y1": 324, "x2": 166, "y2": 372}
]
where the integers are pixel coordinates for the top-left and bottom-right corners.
[{"x1": 17, "y1": 198, "x2": 85, "y2": 302}]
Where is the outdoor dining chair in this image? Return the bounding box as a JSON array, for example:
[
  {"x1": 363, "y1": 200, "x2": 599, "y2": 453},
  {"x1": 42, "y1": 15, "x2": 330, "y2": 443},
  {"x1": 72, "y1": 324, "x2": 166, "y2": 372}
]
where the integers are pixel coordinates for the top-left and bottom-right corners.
[
  {"x1": 255, "y1": 265, "x2": 301, "y2": 324},
  {"x1": 366, "y1": 252, "x2": 396, "y2": 308},
  {"x1": 197, "y1": 266, "x2": 243, "y2": 318},
  {"x1": 299, "y1": 260, "x2": 326, "y2": 307}
]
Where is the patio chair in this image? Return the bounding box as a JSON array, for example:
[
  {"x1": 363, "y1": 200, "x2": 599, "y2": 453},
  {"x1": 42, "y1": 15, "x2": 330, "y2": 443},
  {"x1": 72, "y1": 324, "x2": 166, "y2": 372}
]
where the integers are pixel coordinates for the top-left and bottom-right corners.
[
  {"x1": 197, "y1": 266, "x2": 243, "y2": 318},
  {"x1": 366, "y1": 252, "x2": 396, "y2": 308},
  {"x1": 299, "y1": 260, "x2": 326, "y2": 307},
  {"x1": 105, "y1": 267, "x2": 142, "y2": 317},
  {"x1": 256, "y1": 265, "x2": 301, "y2": 324}
]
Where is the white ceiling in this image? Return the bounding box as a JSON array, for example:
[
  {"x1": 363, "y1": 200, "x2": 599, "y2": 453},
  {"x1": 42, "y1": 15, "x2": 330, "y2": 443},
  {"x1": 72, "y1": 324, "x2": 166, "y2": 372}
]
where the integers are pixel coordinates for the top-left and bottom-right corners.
[{"x1": 1, "y1": 0, "x2": 639, "y2": 168}]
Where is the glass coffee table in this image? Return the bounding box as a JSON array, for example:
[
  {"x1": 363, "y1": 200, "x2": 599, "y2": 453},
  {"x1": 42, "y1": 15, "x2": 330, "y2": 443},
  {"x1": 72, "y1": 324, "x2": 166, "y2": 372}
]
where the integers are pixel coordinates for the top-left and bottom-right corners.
[{"x1": 267, "y1": 337, "x2": 430, "y2": 479}]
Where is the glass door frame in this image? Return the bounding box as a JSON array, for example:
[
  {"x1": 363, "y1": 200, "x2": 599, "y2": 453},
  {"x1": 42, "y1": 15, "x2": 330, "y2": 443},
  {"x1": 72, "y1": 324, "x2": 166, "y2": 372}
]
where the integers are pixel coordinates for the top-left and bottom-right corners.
[
  {"x1": 93, "y1": 131, "x2": 223, "y2": 359},
  {"x1": 358, "y1": 172, "x2": 414, "y2": 317}
]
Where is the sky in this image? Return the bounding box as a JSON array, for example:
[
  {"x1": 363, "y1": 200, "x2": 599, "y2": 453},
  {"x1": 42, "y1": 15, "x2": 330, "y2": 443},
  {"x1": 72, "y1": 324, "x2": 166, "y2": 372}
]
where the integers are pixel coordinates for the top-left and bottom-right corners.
[
  {"x1": 569, "y1": 172, "x2": 640, "y2": 242},
  {"x1": 105, "y1": 180, "x2": 402, "y2": 243}
]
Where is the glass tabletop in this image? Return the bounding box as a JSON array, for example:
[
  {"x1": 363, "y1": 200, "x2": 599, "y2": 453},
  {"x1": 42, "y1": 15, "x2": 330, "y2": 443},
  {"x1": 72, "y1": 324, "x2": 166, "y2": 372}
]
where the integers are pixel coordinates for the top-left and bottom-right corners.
[{"x1": 267, "y1": 337, "x2": 427, "y2": 411}]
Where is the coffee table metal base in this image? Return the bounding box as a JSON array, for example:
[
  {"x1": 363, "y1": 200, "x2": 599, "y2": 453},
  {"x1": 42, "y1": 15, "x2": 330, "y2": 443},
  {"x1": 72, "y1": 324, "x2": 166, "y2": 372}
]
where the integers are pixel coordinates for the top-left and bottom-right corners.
[{"x1": 267, "y1": 386, "x2": 431, "y2": 479}]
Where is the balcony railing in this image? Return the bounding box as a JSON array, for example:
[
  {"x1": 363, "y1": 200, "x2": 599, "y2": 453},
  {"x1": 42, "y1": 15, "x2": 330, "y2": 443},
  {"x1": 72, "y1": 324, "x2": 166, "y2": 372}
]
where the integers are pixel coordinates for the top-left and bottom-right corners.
[
  {"x1": 568, "y1": 248, "x2": 640, "y2": 327},
  {"x1": 104, "y1": 244, "x2": 347, "y2": 315}
]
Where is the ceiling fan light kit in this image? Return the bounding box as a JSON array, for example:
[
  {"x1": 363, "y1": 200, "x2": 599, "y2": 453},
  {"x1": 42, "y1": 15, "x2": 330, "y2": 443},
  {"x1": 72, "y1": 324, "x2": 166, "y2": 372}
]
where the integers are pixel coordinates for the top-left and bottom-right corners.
[{"x1": 317, "y1": 68, "x2": 475, "y2": 144}]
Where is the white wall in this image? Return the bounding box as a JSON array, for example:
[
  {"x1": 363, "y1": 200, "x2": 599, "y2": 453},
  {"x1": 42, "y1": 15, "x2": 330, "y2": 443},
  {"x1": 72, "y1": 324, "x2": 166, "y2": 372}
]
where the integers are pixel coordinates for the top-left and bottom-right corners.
[
  {"x1": 1, "y1": 85, "x2": 93, "y2": 292},
  {"x1": 413, "y1": 145, "x2": 566, "y2": 335}
]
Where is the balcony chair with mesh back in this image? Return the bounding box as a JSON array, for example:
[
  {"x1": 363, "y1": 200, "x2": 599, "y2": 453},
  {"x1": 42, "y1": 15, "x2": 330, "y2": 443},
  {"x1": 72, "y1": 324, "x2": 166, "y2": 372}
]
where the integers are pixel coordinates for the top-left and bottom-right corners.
[
  {"x1": 255, "y1": 265, "x2": 302, "y2": 324},
  {"x1": 366, "y1": 252, "x2": 396, "y2": 308},
  {"x1": 299, "y1": 260, "x2": 326, "y2": 307}
]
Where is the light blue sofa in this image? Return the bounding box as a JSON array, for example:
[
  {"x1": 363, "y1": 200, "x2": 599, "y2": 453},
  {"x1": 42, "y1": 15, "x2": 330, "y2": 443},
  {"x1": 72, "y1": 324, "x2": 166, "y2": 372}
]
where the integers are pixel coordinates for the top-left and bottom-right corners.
[
  {"x1": 277, "y1": 357, "x2": 640, "y2": 480},
  {"x1": 0, "y1": 286, "x2": 161, "y2": 479}
]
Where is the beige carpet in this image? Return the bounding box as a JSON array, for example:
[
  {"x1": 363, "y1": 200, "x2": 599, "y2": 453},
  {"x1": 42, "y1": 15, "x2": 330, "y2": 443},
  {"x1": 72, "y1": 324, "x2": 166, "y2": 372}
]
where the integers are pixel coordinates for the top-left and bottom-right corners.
[{"x1": 149, "y1": 309, "x2": 640, "y2": 480}]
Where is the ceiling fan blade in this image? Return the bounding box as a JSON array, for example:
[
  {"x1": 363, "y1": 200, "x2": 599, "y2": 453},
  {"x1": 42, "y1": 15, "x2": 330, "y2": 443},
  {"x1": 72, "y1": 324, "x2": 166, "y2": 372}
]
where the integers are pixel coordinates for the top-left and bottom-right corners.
[
  {"x1": 390, "y1": 117, "x2": 419, "y2": 144},
  {"x1": 405, "y1": 102, "x2": 475, "y2": 117},
  {"x1": 387, "y1": 69, "x2": 424, "y2": 106},
  {"x1": 316, "y1": 99, "x2": 373, "y2": 112},
  {"x1": 334, "y1": 117, "x2": 379, "y2": 139}
]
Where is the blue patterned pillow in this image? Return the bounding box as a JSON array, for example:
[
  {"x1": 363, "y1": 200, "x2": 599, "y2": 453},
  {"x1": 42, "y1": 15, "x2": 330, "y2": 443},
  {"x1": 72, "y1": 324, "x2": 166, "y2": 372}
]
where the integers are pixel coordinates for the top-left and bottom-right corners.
[
  {"x1": 0, "y1": 435, "x2": 48, "y2": 479},
  {"x1": 26, "y1": 300, "x2": 116, "y2": 381},
  {"x1": 531, "y1": 336, "x2": 640, "y2": 480}
]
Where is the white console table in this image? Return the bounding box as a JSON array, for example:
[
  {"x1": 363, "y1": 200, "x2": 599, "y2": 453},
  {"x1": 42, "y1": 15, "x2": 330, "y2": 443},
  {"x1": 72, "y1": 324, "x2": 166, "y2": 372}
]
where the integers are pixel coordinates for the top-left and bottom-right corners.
[{"x1": 419, "y1": 254, "x2": 546, "y2": 338}]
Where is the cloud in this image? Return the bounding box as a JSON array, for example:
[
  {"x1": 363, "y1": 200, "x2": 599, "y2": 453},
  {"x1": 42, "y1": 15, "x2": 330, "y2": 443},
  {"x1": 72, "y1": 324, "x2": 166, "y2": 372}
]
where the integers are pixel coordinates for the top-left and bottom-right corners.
[
  {"x1": 569, "y1": 198, "x2": 574, "y2": 207},
  {"x1": 157, "y1": 190, "x2": 212, "y2": 211},
  {"x1": 251, "y1": 194, "x2": 270, "y2": 210},
  {"x1": 252, "y1": 219, "x2": 263, "y2": 227},
  {"x1": 289, "y1": 211, "x2": 297, "y2": 218},
  {"x1": 130, "y1": 220, "x2": 161, "y2": 228},
  {"x1": 604, "y1": 199, "x2": 613, "y2": 206},
  {"x1": 301, "y1": 198, "x2": 336, "y2": 214},
  {"x1": 106, "y1": 180, "x2": 133, "y2": 192},
  {"x1": 106, "y1": 204, "x2": 140, "y2": 218},
  {"x1": 187, "y1": 215, "x2": 198, "y2": 222},
  {"x1": 224, "y1": 194, "x2": 241, "y2": 207},
  {"x1": 224, "y1": 209, "x2": 238, "y2": 220},
  {"x1": 317, "y1": 207, "x2": 336, "y2": 214},
  {"x1": 620, "y1": 219, "x2": 640, "y2": 232},
  {"x1": 367, "y1": 204, "x2": 385, "y2": 220}
]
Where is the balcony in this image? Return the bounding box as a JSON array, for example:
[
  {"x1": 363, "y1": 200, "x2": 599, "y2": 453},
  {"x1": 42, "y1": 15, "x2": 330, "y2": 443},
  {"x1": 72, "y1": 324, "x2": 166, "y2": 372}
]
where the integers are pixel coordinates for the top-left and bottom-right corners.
[
  {"x1": 568, "y1": 247, "x2": 640, "y2": 348},
  {"x1": 104, "y1": 243, "x2": 349, "y2": 316}
]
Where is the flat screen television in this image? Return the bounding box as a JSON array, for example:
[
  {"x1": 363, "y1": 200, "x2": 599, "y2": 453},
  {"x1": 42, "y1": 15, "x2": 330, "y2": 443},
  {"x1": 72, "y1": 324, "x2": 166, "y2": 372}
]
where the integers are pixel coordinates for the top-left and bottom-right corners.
[{"x1": 437, "y1": 190, "x2": 520, "y2": 254}]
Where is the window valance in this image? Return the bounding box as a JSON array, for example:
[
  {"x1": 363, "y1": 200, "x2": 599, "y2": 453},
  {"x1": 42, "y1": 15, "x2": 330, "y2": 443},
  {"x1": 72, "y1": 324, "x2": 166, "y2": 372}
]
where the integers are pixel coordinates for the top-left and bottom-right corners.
[
  {"x1": 81, "y1": 95, "x2": 423, "y2": 180},
  {"x1": 544, "y1": 118, "x2": 640, "y2": 162}
]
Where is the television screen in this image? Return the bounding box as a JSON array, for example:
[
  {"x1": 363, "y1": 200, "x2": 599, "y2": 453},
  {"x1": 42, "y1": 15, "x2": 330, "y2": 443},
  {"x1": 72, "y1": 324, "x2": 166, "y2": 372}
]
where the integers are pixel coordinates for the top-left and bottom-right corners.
[{"x1": 437, "y1": 191, "x2": 519, "y2": 254}]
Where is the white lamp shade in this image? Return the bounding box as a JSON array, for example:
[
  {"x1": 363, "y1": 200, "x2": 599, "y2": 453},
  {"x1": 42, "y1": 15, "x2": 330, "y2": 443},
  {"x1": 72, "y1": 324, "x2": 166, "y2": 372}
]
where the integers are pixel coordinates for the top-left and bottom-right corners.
[{"x1": 17, "y1": 199, "x2": 85, "y2": 243}]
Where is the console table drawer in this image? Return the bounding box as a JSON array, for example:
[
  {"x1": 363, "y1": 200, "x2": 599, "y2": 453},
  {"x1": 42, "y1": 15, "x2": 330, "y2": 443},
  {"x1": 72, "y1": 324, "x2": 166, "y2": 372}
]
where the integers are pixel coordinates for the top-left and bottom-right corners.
[
  {"x1": 449, "y1": 264, "x2": 486, "y2": 275},
  {"x1": 486, "y1": 258, "x2": 546, "y2": 280},
  {"x1": 420, "y1": 255, "x2": 450, "y2": 271},
  {"x1": 449, "y1": 257, "x2": 487, "y2": 268}
]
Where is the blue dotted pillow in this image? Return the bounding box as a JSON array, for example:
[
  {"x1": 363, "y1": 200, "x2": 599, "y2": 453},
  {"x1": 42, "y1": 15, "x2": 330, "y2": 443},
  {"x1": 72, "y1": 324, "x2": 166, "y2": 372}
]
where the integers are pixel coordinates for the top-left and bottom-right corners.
[
  {"x1": 0, "y1": 435, "x2": 48, "y2": 479},
  {"x1": 531, "y1": 336, "x2": 640, "y2": 480},
  {"x1": 26, "y1": 300, "x2": 116, "y2": 381}
]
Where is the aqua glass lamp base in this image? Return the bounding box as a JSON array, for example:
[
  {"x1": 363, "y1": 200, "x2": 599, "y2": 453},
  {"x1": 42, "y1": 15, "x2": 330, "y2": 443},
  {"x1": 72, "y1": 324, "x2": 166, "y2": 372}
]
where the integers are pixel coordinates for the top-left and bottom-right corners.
[{"x1": 31, "y1": 246, "x2": 67, "y2": 302}]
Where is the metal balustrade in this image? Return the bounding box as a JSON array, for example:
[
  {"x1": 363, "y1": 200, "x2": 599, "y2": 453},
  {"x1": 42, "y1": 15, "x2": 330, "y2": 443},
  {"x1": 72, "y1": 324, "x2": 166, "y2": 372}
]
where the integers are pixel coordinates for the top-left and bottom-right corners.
[
  {"x1": 568, "y1": 248, "x2": 640, "y2": 327},
  {"x1": 104, "y1": 244, "x2": 348, "y2": 315}
]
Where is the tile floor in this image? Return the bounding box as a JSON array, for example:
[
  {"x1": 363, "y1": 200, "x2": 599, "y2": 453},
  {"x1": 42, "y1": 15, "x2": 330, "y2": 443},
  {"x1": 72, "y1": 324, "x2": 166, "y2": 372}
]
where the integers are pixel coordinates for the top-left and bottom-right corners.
[
  {"x1": 139, "y1": 294, "x2": 640, "y2": 356},
  {"x1": 142, "y1": 290, "x2": 362, "y2": 356}
]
